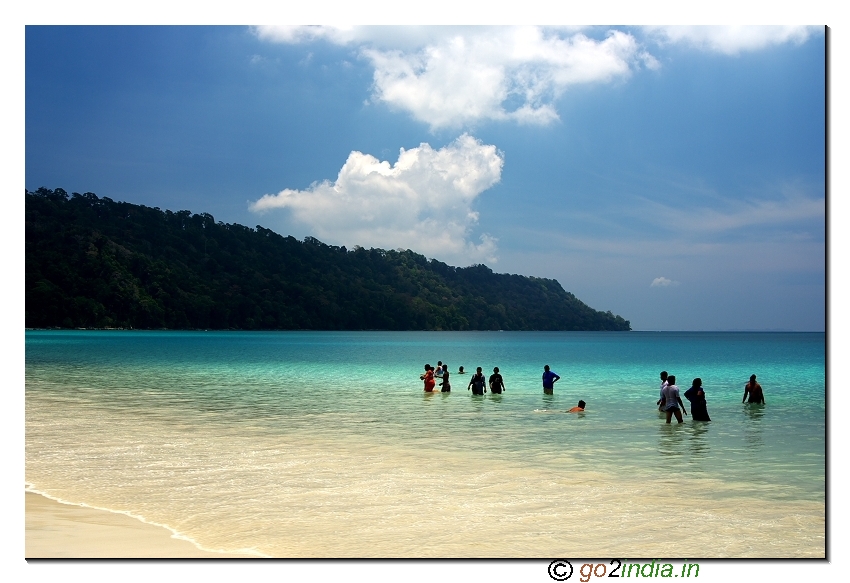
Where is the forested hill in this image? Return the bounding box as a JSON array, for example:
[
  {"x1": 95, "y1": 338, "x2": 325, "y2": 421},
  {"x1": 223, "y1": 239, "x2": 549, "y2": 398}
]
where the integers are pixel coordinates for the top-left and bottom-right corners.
[{"x1": 25, "y1": 188, "x2": 631, "y2": 331}]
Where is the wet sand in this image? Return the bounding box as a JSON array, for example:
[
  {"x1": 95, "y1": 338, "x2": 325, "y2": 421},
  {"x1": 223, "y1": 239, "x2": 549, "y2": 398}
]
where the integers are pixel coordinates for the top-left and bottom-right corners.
[{"x1": 25, "y1": 492, "x2": 254, "y2": 558}]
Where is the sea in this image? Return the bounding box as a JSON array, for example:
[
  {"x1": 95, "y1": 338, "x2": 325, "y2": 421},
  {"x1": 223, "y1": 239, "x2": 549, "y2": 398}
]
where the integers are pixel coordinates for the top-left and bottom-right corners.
[{"x1": 25, "y1": 330, "x2": 825, "y2": 558}]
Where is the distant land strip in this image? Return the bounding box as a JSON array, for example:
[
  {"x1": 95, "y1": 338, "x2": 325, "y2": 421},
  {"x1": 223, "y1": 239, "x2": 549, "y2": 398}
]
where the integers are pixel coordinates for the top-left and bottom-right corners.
[{"x1": 25, "y1": 188, "x2": 631, "y2": 331}]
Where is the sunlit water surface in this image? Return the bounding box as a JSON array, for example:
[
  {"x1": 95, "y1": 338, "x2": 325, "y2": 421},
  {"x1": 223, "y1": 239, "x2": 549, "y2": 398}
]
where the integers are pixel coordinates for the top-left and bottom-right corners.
[{"x1": 25, "y1": 331, "x2": 825, "y2": 557}]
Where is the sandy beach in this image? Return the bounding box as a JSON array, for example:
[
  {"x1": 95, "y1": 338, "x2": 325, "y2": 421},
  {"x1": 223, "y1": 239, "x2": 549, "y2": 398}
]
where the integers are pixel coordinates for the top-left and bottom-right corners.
[{"x1": 25, "y1": 492, "x2": 253, "y2": 558}]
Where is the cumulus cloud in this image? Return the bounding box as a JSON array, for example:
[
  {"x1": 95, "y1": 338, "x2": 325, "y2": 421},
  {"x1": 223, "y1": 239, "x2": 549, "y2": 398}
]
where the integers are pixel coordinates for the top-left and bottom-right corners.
[
  {"x1": 255, "y1": 25, "x2": 820, "y2": 128},
  {"x1": 651, "y1": 277, "x2": 679, "y2": 287},
  {"x1": 255, "y1": 26, "x2": 656, "y2": 130},
  {"x1": 644, "y1": 26, "x2": 820, "y2": 55},
  {"x1": 250, "y1": 134, "x2": 503, "y2": 265}
]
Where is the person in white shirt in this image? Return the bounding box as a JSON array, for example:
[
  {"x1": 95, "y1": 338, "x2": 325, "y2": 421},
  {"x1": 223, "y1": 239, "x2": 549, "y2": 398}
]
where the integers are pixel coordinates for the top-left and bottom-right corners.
[
  {"x1": 661, "y1": 374, "x2": 688, "y2": 424},
  {"x1": 657, "y1": 370, "x2": 669, "y2": 411}
]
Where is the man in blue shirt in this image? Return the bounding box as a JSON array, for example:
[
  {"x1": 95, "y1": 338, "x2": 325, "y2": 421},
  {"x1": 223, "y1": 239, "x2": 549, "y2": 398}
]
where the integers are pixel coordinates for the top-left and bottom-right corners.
[{"x1": 542, "y1": 365, "x2": 560, "y2": 394}]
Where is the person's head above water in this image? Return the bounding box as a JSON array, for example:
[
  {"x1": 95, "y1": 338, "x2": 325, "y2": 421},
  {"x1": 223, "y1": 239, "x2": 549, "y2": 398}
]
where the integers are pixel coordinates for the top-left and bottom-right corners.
[
  {"x1": 692, "y1": 378, "x2": 702, "y2": 387},
  {"x1": 458, "y1": 366, "x2": 464, "y2": 373},
  {"x1": 667, "y1": 375, "x2": 676, "y2": 385},
  {"x1": 578, "y1": 400, "x2": 586, "y2": 409},
  {"x1": 493, "y1": 367, "x2": 499, "y2": 373},
  {"x1": 544, "y1": 365, "x2": 550, "y2": 372},
  {"x1": 660, "y1": 371, "x2": 668, "y2": 380}
]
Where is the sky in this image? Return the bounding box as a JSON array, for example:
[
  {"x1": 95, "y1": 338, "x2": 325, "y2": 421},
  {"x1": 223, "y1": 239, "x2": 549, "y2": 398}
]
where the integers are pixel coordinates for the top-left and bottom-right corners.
[{"x1": 24, "y1": 24, "x2": 826, "y2": 331}]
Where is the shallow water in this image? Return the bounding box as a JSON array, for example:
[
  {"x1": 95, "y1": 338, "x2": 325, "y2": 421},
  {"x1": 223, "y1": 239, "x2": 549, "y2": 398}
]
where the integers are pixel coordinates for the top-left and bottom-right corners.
[{"x1": 25, "y1": 330, "x2": 825, "y2": 557}]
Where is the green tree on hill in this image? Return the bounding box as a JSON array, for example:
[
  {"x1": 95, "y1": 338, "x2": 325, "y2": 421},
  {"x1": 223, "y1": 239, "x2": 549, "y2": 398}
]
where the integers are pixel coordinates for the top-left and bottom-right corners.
[{"x1": 25, "y1": 187, "x2": 631, "y2": 331}]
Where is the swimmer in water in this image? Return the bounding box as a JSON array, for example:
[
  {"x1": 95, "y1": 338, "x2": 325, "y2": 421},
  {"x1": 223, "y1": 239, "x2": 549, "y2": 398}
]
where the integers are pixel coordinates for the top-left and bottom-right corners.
[{"x1": 568, "y1": 400, "x2": 586, "y2": 413}]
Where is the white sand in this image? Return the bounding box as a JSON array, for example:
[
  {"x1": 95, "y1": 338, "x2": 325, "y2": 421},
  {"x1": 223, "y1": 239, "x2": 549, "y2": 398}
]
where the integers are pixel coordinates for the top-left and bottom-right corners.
[{"x1": 25, "y1": 492, "x2": 254, "y2": 558}]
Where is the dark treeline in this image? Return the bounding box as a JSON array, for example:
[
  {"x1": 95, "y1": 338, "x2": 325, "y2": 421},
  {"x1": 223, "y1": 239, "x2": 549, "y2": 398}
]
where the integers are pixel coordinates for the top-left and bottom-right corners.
[{"x1": 25, "y1": 188, "x2": 631, "y2": 331}]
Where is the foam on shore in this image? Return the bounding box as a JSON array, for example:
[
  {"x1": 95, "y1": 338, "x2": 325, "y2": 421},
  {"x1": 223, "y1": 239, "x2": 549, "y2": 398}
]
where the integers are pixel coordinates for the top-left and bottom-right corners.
[{"x1": 25, "y1": 488, "x2": 264, "y2": 558}]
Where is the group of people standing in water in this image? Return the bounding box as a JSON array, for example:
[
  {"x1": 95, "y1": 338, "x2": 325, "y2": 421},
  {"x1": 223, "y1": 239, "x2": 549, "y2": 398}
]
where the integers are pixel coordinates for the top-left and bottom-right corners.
[
  {"x1": 420, "y1": 361, "x2": 505, "y2": 395},
  {"x1": 656, "y1": 370, "x2": 766, "y2": 424},
  {"x1": 420, "y1": 362, "x2": 586, "y2": 412},
  {"x1": 420, "y1": 363, "x2": 766, "y2": 423}
]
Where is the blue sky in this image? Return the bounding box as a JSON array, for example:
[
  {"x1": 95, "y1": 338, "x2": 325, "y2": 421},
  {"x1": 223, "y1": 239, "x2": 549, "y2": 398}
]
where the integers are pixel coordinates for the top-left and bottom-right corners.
[{"x1": 25, "y1": 25, "x2": 826, "y2": 331}]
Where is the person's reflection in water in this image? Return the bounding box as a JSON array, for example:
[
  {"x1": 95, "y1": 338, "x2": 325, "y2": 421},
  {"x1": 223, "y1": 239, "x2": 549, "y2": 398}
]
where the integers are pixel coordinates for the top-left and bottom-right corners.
[
  {"x1": 658, "y1": 423, "x2": 687, "y2": 458},
  {"x1": 743, "y1": 402, "x2": 766, "y2": 449},
  {"x1": 470, "y1": 394, "x2": 486, "y2": 416},
  {"x1": 688, "y1": 421, "x2": 710, "y2": 460}
]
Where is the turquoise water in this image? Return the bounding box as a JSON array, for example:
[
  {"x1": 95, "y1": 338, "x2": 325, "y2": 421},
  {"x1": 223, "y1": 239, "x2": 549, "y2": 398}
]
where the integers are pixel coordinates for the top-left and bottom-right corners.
[{"x1": 25, "y1": 331, "x2": 825, "y2": 557}]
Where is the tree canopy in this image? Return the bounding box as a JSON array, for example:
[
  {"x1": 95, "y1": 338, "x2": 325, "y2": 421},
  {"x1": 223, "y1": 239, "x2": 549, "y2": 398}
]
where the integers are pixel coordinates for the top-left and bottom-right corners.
[{"x1": 25, "y1": 188, "x2": 631, "y2": 331}]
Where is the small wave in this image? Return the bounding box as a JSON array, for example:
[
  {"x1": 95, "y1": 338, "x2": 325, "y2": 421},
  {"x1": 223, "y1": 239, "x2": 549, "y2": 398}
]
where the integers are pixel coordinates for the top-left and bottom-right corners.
[{"x1": 25, "y1": 484, "x2": 270, "y2": 558}]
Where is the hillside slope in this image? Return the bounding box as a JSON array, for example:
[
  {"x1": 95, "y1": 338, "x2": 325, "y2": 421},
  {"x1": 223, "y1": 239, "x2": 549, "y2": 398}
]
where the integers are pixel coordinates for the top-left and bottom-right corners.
[{"x1": 25, "y1": 188, "x2": 631, "y2": 331}]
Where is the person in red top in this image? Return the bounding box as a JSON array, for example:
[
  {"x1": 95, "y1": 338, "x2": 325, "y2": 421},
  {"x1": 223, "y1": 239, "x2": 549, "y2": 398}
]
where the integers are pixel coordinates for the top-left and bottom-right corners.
[{"x1": 421, "y1": 364, "x2": 436, "y2": 392}]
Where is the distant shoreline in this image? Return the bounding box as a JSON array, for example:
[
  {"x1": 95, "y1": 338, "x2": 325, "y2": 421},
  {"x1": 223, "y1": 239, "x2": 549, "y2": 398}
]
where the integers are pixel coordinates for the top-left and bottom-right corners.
[{"x1": 25, "y1": 328, "x2": 822, "y2": 333}]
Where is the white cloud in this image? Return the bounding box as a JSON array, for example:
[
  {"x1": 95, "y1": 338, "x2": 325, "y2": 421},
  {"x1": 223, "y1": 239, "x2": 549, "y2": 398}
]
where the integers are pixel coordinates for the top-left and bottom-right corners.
[
  {"x1": 644, "y1": 26, "x2": 820, "y2": 55},
  {"x1": 256, "y1": 26, "x2": 653, "y2": 130},
  {"x1": 651, "y1": 277, "x2": 678, "y2": 287},
  {"x1": 249, "y1": 134, "x2": 503, "y2": 265},
  {"x1": 254, "y1": 25, "x2": 359, "y2": 45},
  {"x1": 254, "y1": 25, "x2": 820, "y2": 128}
]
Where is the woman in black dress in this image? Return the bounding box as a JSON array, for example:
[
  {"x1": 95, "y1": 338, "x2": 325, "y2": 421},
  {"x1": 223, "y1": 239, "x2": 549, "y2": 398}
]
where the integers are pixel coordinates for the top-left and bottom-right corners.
[{"x1": 684, "y1": 378, "x2": 711, "y2": 421}]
